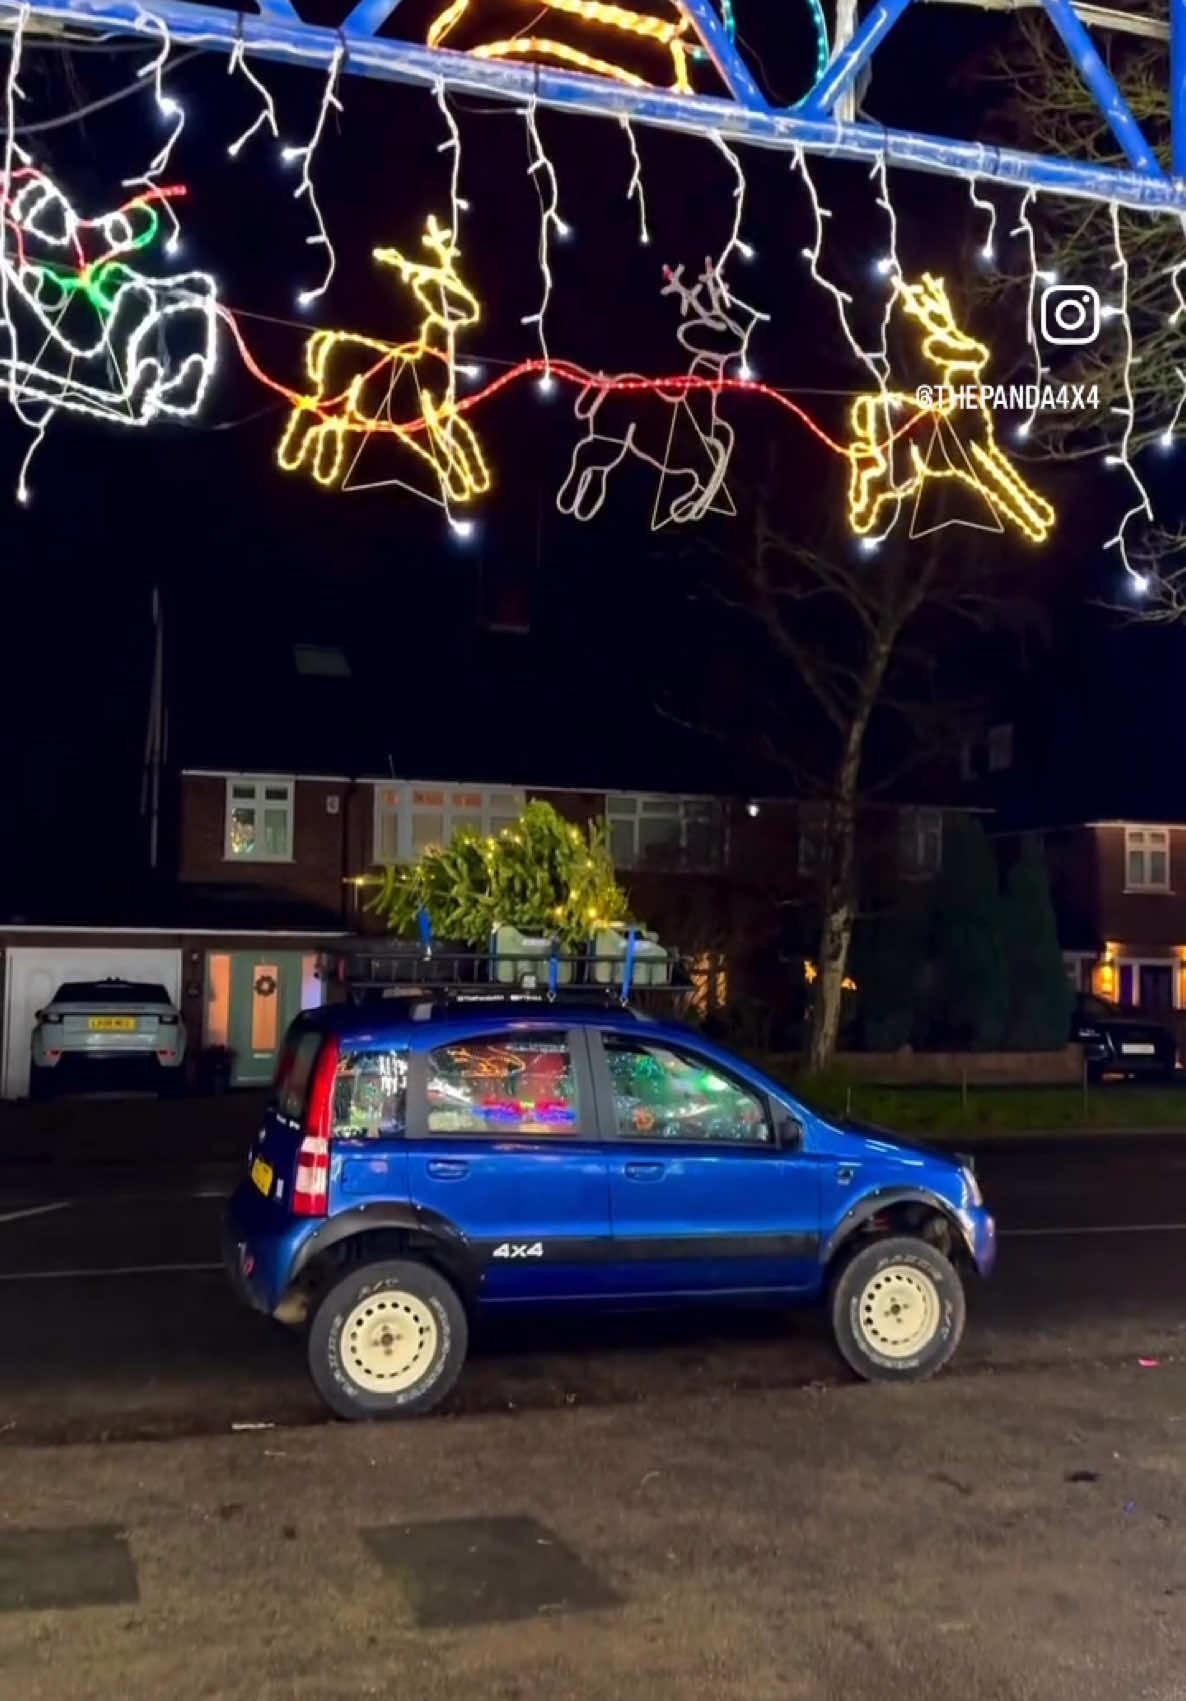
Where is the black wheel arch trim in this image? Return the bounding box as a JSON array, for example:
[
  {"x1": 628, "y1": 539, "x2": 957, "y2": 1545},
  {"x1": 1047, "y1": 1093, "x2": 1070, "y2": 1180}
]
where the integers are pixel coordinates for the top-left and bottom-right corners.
[
  {"x1": 289, "y1": 1204, "x2": 481, "y2": 1295},
  {"x1": 822, "y1": 1186, "x2": 973, "y2": 1265}
]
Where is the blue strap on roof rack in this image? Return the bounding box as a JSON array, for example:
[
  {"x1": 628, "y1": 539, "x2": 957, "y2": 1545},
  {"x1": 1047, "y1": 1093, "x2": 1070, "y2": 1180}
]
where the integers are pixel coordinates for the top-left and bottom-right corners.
[{"x1": 622, "y1": 928, "x2": 637, "y2": 1003}]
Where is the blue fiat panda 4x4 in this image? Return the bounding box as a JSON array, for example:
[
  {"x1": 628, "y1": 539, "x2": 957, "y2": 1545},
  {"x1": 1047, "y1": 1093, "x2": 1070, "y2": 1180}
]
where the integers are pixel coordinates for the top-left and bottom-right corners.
[{"x1": 225, "y1": 994, "x2": 995, "y2": 1420}]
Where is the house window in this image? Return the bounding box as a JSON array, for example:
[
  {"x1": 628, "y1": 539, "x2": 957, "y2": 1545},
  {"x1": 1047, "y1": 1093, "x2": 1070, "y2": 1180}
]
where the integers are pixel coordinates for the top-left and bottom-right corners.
[
  {"x1": 987, "y1": 723, "x2": 1014, "y2": 773},
  {"x1": 797, "y1": 804, "x2": 827, "y2": 876},
  {"x1": 606, "y1": 795, "x2": 723, "y2": 872},
  {"x1": 373, "y1": 783, "x2": 526, "y2": 863},
  {"x1": 1125, "y1": 827, "x2": 1169, "y2": 892},
  {"x1": 899, "y1": 808, "x2": 943, "y2": 877},
  {"x1": 226, "y1": 778, "x2": 293, "y2": 861}
]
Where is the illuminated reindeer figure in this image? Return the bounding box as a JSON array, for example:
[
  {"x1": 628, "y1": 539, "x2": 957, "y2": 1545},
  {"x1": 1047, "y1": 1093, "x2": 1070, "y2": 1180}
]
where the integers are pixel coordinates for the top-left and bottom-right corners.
[
  {"x1": 277, "y1": 214, "x2": 490, "y2": 503},
  {"x1": 848, "y1": 272, "x2": 1054, "y2": 544},
  {"x1": 557, "y1": 257, "x2": 766, "y2": 527}
]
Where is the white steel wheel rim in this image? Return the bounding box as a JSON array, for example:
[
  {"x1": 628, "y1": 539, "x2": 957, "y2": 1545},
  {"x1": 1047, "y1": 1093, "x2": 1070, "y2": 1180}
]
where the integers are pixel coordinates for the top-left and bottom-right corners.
[
  {"x1": 856, "y1": 1264, "x2": 941, "y2": 1360},
  {"x1": 341, "y1": 1291, "x2": 439, "y2": 1395}
]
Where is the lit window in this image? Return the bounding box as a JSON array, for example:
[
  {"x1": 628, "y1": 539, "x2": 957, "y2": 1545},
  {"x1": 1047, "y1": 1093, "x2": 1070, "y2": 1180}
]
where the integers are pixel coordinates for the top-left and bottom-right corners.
[
  {"x1": 373, "y1": 783, "x2": 526, "y2": 863},
  {"x1": 226, "y1": 778, "x2": 293, "y2": 861},
  {"x1": 899, "y1": 808, "x2": 943, "y2": 877},
  {"x1": 606, "y1": 795, "x2": 723, "y2": 871},
  {"x1": 1125, "y1": 827, "x2": 1170, "y2": 892}
]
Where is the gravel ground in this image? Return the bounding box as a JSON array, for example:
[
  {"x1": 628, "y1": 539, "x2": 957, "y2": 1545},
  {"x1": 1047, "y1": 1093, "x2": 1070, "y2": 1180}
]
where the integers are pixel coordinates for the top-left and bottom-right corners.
[{"x1": 0, "y1": 1358, "x2": 1183, "y2": 1701}]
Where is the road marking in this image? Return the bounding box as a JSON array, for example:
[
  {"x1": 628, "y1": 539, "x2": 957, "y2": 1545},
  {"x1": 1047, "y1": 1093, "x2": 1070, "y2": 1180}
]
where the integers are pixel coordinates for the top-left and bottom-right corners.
[
  {"x1": 0, "y1": 1202, "x2": 71, "y2": 1226},
  {"x1": 0, "y1": 1261, "x2": 222, "y2": 1282},
  {"x1": 1001, "y1": 1222, "x2": 1186, "y2": 1238}
]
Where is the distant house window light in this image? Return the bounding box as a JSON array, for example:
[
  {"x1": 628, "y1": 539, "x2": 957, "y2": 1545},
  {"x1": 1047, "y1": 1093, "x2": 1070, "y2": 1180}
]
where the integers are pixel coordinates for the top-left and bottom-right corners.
[{"x1": 293, "y1": 643, "x2": 351, "y2": 677}]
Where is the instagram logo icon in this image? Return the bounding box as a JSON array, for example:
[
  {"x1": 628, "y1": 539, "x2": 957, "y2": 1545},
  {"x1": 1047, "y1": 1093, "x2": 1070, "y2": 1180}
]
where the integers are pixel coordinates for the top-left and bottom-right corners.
[{"x1": 1039, "y1": 284, "x2": 1100, "y2": 346}]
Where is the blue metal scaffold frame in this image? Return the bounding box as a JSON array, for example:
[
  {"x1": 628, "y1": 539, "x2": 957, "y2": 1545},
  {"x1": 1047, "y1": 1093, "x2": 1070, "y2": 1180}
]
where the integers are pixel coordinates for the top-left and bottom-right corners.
[{"x1": 6, "y1": 0, "x2": 1186, "y2": 212}]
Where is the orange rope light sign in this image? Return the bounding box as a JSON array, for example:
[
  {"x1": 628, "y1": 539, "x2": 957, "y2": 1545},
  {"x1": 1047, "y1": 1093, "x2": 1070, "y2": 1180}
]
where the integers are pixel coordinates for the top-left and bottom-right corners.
[{"x1": 426, "y1": 0, "x2": 695, "y2": 92}]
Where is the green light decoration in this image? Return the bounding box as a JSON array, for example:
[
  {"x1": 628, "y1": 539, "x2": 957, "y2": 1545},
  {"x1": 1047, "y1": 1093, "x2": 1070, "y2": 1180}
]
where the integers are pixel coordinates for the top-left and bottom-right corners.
[{"x1": 689, "y1": 0, "x2": 829, "y2": 101}]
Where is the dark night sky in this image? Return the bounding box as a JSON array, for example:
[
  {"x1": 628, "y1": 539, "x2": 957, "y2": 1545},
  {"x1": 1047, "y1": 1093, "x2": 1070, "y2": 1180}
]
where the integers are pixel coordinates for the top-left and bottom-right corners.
[{"x1": 0, "y1": 3, "x2": 1178, "y2": 895}]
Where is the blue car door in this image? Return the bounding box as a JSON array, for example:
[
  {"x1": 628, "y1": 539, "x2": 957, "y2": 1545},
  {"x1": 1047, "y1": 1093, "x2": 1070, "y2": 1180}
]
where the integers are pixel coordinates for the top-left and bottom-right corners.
[
  {"x1": 406, "y1": 1024, "x2": 610, "y2": 1300},
  {"x1": 593, "y1": 1027, "x2": 821, "y2": 1295}
]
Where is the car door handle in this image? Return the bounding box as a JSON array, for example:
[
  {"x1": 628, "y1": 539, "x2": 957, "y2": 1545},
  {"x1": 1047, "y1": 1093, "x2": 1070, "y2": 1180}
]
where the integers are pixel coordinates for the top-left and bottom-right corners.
[
  {"x1": 426, "y1": 1159, "x2": 469, "y2": 1179},
  {"x1": 625, "y1": 1162, "x2": 665, "y2": 1180}
]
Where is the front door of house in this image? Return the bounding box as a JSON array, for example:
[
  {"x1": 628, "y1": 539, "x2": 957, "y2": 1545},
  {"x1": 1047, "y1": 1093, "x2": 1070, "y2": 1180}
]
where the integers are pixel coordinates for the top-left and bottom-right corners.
[
  {"x1": 206, "y1": 952, "x2": 312, "y2": 1087},
  {"x1": 1141, "y1": 963, "x2": 1174, "y2": 1018}
]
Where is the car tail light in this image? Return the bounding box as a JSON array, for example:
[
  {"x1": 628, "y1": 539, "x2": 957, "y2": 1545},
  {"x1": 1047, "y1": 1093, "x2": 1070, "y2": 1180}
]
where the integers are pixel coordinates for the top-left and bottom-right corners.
[
  {"x1": 292, "y1": 1036, "x2": 339, "y2": 1217},
  {"x1": 159, "y1": 1013, "x2": 179, "y2": 1026},
  {"x1": 39, "y1": 1012, "x2": 62, "y2": 1025}
]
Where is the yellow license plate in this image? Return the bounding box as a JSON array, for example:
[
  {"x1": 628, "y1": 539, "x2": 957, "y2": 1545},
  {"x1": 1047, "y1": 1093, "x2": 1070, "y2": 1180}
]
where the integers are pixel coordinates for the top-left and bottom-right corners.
[
  {"x1": 250, "y1": 1157, "x2": 274, "y2": 1197},
  {"x1": 89, "y1": 1016, "x2": 135, "y2": 1031}
]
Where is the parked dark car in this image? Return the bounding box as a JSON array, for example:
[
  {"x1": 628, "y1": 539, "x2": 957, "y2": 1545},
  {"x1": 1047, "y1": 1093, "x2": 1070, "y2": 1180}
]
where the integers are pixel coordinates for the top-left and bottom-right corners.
[{"x1": 1072, "y1": 994, "x2": 1178, "y2": 1083}]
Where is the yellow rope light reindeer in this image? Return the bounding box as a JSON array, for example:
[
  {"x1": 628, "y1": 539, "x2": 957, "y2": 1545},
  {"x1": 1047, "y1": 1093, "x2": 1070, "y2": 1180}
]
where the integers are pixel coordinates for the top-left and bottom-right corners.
[
  {"x1": 277, "y1": 214, "x2": 490, "y2": 503},
  {"x1": 426, "y1": 0, "x2": 695, "y2": 92},
  {"x1": 847, "y1": 273, "x2": 1055, "y2": 545}
]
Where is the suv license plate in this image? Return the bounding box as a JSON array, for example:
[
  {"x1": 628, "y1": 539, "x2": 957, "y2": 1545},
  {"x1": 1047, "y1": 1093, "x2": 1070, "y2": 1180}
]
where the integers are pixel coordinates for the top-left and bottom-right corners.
[
  {"x1": 250, "y1": 1157, "x2": 274, "y2": 1197},
  {"x1": 1121, "y1": 1043, "x2": 1156, "y2": 1055}
]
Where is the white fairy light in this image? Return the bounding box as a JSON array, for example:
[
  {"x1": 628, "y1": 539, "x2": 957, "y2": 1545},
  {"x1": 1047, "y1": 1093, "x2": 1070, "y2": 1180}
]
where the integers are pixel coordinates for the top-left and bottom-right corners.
[
  {"x1": 792, "y1": 146, "x2": 898, "y2": 542},
  {"x1": 968, "y1": 176, "x2": 998, "y2": 262},
  {"x1": 1010, "y1": 187, "x2": 1046, "y2": 439},
  {"x1": 433, "y1": 80, "x2": 469, "y2": 244},
  {"x1": 520, "y1": 97, "x2": 568, "y2": 383},
  {"x1": 708, "y1": 131, "x2": 749, "y2": 276},
  {"x1": 1161, "y1": 368, "x2": 1186, "y2": 448},
  {"x1": 1102, "y1": 199, "x2": 1153, "y2": 583},
  {"x1": 226, "y1": 38, "x2": 280, "y2": 158},
  {"x1": 283, "y1": 44, "x2": 344, "y2": 307},
  {"x1": 122, "y1": 14, "x2": 185, "y2": 253},
  {"x1": 618, "y1": 117, "x2": 650, "y2": 246}
]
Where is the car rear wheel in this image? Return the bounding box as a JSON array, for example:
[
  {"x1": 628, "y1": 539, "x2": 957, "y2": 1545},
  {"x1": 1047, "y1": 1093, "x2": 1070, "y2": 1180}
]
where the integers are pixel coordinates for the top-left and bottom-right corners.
[
  {"x1": 829, "y1": 1235, "x2": 965, "y2": 1383},
  {"x1": 307, "y1": 1259, "x2": 468, "y2": 1420}
]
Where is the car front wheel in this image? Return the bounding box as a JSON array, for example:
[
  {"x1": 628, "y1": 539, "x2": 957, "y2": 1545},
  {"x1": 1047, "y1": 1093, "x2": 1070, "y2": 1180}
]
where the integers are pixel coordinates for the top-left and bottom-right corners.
[
  {"x1": 829, "y1": 1235, "x2": 966, "y2": 1383},
  {"x1": 307, "y1": 1259, "x2": 468, "y2": 1420}
]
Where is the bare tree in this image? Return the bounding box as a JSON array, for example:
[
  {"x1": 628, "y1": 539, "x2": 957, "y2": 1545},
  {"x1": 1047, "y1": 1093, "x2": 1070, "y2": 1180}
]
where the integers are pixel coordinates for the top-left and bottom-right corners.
[
  {"x1": 977, "y1": 11, "x2": 1186, "y2": 604},
  {"x1": 675, "y1": 491, "x2": 1042, "y2": 1071}
]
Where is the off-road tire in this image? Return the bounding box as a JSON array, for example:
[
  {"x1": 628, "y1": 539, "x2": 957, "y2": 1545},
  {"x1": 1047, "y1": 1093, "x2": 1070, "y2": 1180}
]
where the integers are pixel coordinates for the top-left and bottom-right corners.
[
  {"x1": 307, "y1": 1259, "x2": 468, "y2": 1420},
  {"x1": 829, "y1": 1234, "x2": 966, "y2": 1383}
]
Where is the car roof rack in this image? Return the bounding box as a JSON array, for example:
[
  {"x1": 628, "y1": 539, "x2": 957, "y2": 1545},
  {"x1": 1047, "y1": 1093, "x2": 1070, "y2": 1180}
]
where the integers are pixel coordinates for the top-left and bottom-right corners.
[{"x1": 338, "y1": 936, "x2": 695, "y2": 1010}]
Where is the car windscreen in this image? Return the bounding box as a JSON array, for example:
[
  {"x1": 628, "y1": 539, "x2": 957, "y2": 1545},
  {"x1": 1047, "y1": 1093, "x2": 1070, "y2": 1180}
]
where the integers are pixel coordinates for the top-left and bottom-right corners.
[{"x1": 51, "y1": 981, "x2": 173, "y2": 1005}]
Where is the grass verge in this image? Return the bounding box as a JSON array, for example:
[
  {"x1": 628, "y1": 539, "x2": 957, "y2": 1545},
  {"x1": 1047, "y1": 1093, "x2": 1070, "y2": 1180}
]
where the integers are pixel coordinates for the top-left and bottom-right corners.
[{"x1": 755, "y1": 1059, "x2": 1186, "y2": 1138}]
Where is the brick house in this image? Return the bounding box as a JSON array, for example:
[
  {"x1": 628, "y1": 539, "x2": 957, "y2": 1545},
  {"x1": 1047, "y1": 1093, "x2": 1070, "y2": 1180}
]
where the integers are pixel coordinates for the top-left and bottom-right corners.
[{"x1": 0, "y1": 606, "x2": 972, "y2": 1096}]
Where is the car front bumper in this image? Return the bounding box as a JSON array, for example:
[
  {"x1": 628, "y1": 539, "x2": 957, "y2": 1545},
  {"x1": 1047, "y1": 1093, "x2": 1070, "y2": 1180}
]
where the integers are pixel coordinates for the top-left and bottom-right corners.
[{"x1": 959, "y1": 1205, "x2": 996, "y2": 1278}]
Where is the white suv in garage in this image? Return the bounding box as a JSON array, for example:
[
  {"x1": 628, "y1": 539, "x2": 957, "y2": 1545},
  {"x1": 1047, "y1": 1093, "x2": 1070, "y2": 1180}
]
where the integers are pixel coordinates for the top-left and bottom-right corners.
[{"x1": 30, "y1": 978, "x2": 187, "y2": 1098}]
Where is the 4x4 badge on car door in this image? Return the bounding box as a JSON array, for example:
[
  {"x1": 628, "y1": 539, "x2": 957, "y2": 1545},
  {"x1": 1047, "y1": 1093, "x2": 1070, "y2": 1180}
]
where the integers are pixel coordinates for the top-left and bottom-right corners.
[{"x1": 491, "y1": 1242, "x2": 545, "y2": 1259}]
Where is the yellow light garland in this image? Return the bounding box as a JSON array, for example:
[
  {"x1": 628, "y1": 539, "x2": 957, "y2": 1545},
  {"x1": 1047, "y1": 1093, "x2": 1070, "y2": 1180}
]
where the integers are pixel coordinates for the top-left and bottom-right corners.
[
  {"x1": 846, "y1": 273, "x2": 1055, "y2": 546},
  {"x1": 427, "y1": 0, "x2": 693, "y2": 91},
  {"x1": 277, "y1": 213, "x2": 491, "y2": 503}
]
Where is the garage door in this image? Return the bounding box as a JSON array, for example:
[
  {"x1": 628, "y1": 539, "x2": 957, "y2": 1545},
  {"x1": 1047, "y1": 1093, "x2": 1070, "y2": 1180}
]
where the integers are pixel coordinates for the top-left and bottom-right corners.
[{"x1": 2, "y1": 946, "x2": 183, "y2": 1099}]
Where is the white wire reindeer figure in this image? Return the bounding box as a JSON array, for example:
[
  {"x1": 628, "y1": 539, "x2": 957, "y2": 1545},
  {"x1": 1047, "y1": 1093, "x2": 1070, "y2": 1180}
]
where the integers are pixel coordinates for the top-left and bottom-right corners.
[{"x1": 556, "y1": 257, "x2": 767, "y2": 528}]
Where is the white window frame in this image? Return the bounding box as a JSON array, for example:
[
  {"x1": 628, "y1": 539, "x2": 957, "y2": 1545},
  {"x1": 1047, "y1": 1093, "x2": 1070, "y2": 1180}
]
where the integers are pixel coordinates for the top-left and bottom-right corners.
[
  {"x1": 605, "y1": 793, "x2": 723, "y2": 872},
  {"x1": 372, "y1": 781, "x2": 526, "y2": 864},
  {"x1": 1124, "y1": 825, "x2": 1171, "y2": 893},
  {"x1": 224, "y1": 777, "x2": 294, "y2": 863},
  {"x1": 899, "y1": 808, "x2": 944, "y2": 878}
]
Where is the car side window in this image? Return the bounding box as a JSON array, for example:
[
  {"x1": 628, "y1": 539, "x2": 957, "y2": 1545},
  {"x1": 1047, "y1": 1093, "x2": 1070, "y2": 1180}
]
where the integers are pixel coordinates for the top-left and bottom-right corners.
[
  {"x1": 332, "y1": 1048, "x2": 408, "y2": 1140},
  {"x1": 603, "y1": 1035, "x2": 770, "y2": 1144},
  {"x1": 426, "y1": 1033, "x2": 579, "y2": 1135},
  {"x1": 276, "y1": 1031, "x2": 322, "y2": 1121}
]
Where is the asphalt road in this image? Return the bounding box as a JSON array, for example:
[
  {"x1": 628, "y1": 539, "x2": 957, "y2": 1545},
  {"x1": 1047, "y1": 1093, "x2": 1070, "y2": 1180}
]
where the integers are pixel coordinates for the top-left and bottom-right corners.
[
  {"x1": 0, "y1": 1097, "x2": 1183, "y2": 1445},
  {"x1": 0, "y1": 1098, "x2": 1184, "y2": 1701}
]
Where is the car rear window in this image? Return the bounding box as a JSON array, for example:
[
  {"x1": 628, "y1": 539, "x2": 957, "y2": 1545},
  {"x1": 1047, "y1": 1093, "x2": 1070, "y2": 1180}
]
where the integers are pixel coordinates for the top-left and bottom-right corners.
[
  {"x1": 276, "y1": 1030, "x2": 323, "y2": 1122},
  {"x1": 332, "y1": 1049, "x2": 408, "y2": 1140},
  {"x1": 53, "y1": 981, "x2": 172, "y2": 1004}
]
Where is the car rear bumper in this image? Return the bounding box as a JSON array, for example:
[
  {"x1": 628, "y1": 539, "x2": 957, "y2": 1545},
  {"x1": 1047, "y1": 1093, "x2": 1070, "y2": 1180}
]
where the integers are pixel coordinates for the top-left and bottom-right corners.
[{"x1": 224, "y1": 1180, "x2": 320, "y2": 1318}]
